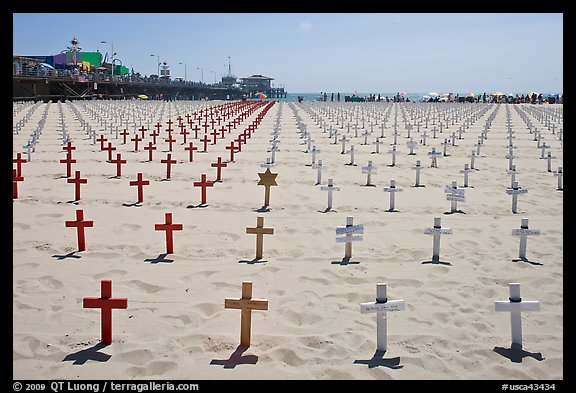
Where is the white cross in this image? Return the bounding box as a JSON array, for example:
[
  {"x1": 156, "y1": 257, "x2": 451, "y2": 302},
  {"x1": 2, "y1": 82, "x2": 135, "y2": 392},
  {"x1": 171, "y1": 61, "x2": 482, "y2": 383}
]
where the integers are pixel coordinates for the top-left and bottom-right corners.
[
  {"x1": 459, "y1": 163, "x2": 474, "y2": 187},
  {"x1": 387, "y1": 145, "x2": 399, "y2": 166},
  {"x1": 424, "y1": 217, "x2": 453, "y2": 263},
  {"x1": 312, "y1": 159, "x2": 326, "y2": 185},
  {"x1": 346, "y1": 145, "x2": 356, "y2": 166},
  {"x1": 445, "y1": 181, "x2": 465, "y2": 213},
  {"x1": 553, "y1": 166, "x2": 563, "y2": 190},
  {"x1": 412, "y1": 160, "x2": 425, "y2": 187},
  {"x1": 541, "y1": 151, "x2": 556, "y2": 172},
  {"x1": 506, "y1": 181, "x2": 528, "y2": 214},
  {"x1": 340, "y1": 135, "x2": 348, "y2": 154},
  {"x1": 383, "y1": 179, "x2": 403, "y2": 211},
  {"x1": 362, "y1": 160, "x2": 377, "y2": 185},
  {"x1": 511, "y1": 218, "x2": 541, "y2": 260},
  {"x1": 372, "y1": 137, "x2": 383, "y2": 154},
  {"x1": 406, "y1": 139, "x2": 418, "y2": 155},
  {"x1": 360, "y1": 283, "x2": 406, "y2": 352},
  {"x1": 321, "y1": 178, "x2": 340, "y2": 211},
  {"x1": 494, "y1": 283, "x2": 540, "y2": 348},
  {"x1": 336, "y1": 216, "x2": 363, "y2": 259}
]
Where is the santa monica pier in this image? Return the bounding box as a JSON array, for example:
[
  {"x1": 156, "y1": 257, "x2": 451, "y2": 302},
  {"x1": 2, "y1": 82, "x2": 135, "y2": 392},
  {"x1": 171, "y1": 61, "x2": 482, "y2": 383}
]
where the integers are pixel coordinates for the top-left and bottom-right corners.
[{"x1": 13, "y1": 38, "x2": 287, "y2": 102}]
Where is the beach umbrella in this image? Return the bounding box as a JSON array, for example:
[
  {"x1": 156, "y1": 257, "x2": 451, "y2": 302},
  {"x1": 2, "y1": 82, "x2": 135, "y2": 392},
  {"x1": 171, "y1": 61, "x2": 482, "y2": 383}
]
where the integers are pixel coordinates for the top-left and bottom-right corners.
[
  {"x1": 428, "y1": 92, "x2": 439, "y2": 97},
  {"x1": 40, "y1": 63, "x2": 55, "y2": 69},
  {"x1": 398, "y1": 91, "x2": 407, "y2": 95},
  {"x1": 466, "y1": 92, "x2": 475, "y2": 97},
  {"x1": 254, "y1": 92, "x2": 268, "y2": 99},
  {"x1": 138, "y1": 94, "x2": 148, "y2": 100},
  {"x1": 491, "y1": 92, "x2": 505, "y2": 96}
]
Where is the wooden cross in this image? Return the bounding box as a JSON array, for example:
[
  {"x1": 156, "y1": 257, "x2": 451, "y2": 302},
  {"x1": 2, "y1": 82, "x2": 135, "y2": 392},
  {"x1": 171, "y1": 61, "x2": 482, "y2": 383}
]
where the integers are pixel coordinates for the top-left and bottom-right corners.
[
  {"x1": 210, "y1": 129, "x2": 219, "y2": 144},
  {"x1": 193, "y1": 174, "x2": 214, "y2": 205},
  {"x1": 257, "y1": 168, "x2": 278, "y2": 207},
  {"x1": 120, "y1": 128, "x2": 130, "y2": 144},
  {"x1": 129, "y1": 172, "x2": 150, "y2": 203},
  {"x1": 224, "y1": 281, "x2": 269, "y2": 347},
  {"x1": 360, "y1": 283, "x2": 406, "y2": 351},
  {"x1": 511, "y1": 218, "x2": 541, "y2": 260},
  {"x1": 494, "y1": 283, "x2": 540, "y2": 348},
  {"x1": 131, "y1": 134, "x2": 142, "y2": 152},
  {"x1": 445, "y1": 181, "x2": 465, "y2": 213},
  {"x1": 110, "y1": 153, "x2": 127, "y2": 177},
  {"x1": 83, "y1": 280, "x2": 128, "y2": 345},
  {"x1": 154, "y1": 212, "x2": 183, "y2": 254},
  {"x1": 312, "y1": 159, "x2": 326, "y2": 185},
  {"x1": 180, "y1": 126, "x2": 189, "y2": 144},
  {"x1": 13, "y1": 153, "x2": 27, "y2": 178},
  {"x1": 65, "y1": 209, "x2": 94, "y2": 251},
  {"x1": 211, "y1": 156, "x2": 228, "y2": 182},
  {"x1": 161, "y1": 153, "x2": 177, "y2": 180},
  {"x1": 246, "y1": 216, "x2": 274, "y2": 260},
  {"x1": 138, "y1": 125, "x2": 148, "y2": 139},
  {"x1": 424, "y1": 217, "x2": 452, "y2": 263},
  {"x1": 62, "y1": 141, "x2": 76, "y2": 157},
  {"x1": 553, "y1": 166, "x2": 563, "y2": 191},
  {"x1": 67, "y1": 170, "x2": 88, "y2": 201},
  {"x1": 13, "y1": 169, "x2": 24, "y2": 199},
  {"x1": 164, "y1": 134, "x2": 176, "y2": 152},
  {"x1": 96, "y1": 134, "x2": 107, "y2": 150}
]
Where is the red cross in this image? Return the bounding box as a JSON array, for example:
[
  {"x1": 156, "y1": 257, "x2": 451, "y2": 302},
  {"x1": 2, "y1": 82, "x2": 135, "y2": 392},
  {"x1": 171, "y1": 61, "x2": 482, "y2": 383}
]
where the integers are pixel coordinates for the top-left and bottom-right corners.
[
  {"x1": 144, "y1": 141, "x2": 156, "y2": 161},
  {"x1": 65, "y1": 209, "x2": 94, "y2": 251},
  {"x1": 59, "y1": 153, "x2": 76, "y2": 178},
  {"x1": 161, "y1": 153, "x2": 177, "y2": 179},
  {"x1": 83, "y1": 280, "x2": 128, "y2": 345},
  {"x1": 193, "y1": 173, "x2": 214, "y2": 205},
  {"x1": 219, "y1": 126, "x2": 226, "y2": 138},
  {"x1": 13, "y1": 169, "x2": 24, "y2": 199},
  {"x1": 96, "y1": 134, "x2": 107, "y2": 150},
  {"x1": 110, "y1": 153, "x2": 127, "y2": 177},
  {"x1": 67, "y1": 170, "x2": 88, "y2": 201},
  {"x1": 155, "y1": 212, "x2": 183, "y2": 254},
  {"x1": 63, "y1": 141, "x2": 76, "y2": 156},
  {"x1": 210, "y1": 129, "x2": 219, "y2": 144},
  {"x1": 209, "y1": 118, "x2": 217, "y2": 130},
  {"x1": 150, "y1": 129, "x2": 160, "y2": 144},
  {"x1": 226, "y1": 122, "x2": 234, "y2": 132},
  {"x1": 166, "y1": 119, "x2": 174, "y2": 131},
  {"x1": 154, "y1": 122, "x2": 163, "y2": 134},
  {"x1": 131, "y1": 134, "x2": 142, "y2": 152},
  {"x1": 179, "y1": 125, "x2": 189, "y2": 144},
  {"x1": 165, "y1": 134, "x2": 176, "y2": 152},
  {"x1": 200, "y1": 134, "x2": 210, "y2": 152},
  {"x1": 120, "y1": 129, "x2": 130, "y2": 144},
  {"x1": 211, "y1": 157, "x2": 228, "y2": 182},
  {"x1": 226, "y1": 141, "x2": 237, "y2": 162},
  {"x1": 129, "y1": 172, "x2": 150, "y2": 203},
  {"x1": 138, "y1": 126, "x2": 148, "y2": 139},
  {"x1": 102, "y1": 142, "x2": 116, "y2": 162},
  {"x1": 13, "y1": 152, "x2": 27, "y2": 177},
  {"x1": 234, "y1": 136, "x2": 243, "y2": 152},
  {"x1": 191, "y1": 124, "x2": 201, "y2": 139},
  {"x1": 184, "y1": 142, "x2": 198, "y2": 162}
]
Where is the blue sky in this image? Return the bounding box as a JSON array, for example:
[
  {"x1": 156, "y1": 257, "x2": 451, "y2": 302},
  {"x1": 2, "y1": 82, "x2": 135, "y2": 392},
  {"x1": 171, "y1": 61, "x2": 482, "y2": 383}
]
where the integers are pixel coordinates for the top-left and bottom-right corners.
[{"x1": 13, "y1": 13, "x2": 563, "y2": 94}]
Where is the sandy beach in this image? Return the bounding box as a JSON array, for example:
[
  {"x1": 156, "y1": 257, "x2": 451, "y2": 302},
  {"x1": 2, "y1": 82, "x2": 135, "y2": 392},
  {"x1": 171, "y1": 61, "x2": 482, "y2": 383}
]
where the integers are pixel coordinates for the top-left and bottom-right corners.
[{"x1": 13, "y1": 99, "x2": 563, "y2": 380}]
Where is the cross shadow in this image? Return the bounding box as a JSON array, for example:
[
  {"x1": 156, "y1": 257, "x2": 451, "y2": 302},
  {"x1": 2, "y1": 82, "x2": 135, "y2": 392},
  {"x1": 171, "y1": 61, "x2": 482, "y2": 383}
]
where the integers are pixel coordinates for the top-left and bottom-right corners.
[
  {"x1": 210, "y1": 345, "x2": 259, "y2": 369},
  {"x1": 362, "y1": 184, "x2": 377, "y2": 187},
  {"x1": 412, "y1": 184, "x2": 426, "y2": 188},
  {"x1": 421, "y1": 258, "x2": 452, "y2": 266},
  {"x1": 444, "y1": 209, "x2": 466, "y2": 215},
  {"x1": 353, "y1": 349, "x2": 403, "y2": 369},
  {"x1": 344, "y1": 163, "x2": 358, "y2": 166},
  {"x1": 160, "y1": 178, "x2": 171, "y2": 182},
  {"x1": 512, "y1": 257, "x2": 544, "y2": 266},
  {"x1": 108, "y1": 176, "x2": 122, "y2": 180},
  {"x1": 493, "y1": 344, "x2": 544, "y2": 363},
  {"x1": 318, "y1": 208, "x2": 337, "y2": 213},
  {"x1": 62, "y1": 342, "x2": 111, "y2": 365},
  {"x1": 385, "y1": 208, "x2": 400, "y2": 213},
  {"x1": 331, "y1": 256, "x2": 360, "y2": 265},
  {"x1": 144, "y1": 253, "x2": 174, "y2": 264},
  {"x1": 122, "y1": 202, "x2": 142, "y2": 208},
  {"x1": 187, "y1": 203, "x2": 208, "y2": 209},
  {"x1": 239, "y1": 258, "x2": 267, "y2": 264},
  {"x1": 386, "y1": 164, "x2": 397, "y2": 167},
  {"x1": 254, "y1": 206, "x2": 270, "y2": 213},
  {"x1": 52, "y1": 251, "x2": 82, "y2": 260},
  {"x1": 66, "y1": 200, "x2": 80, "y2": 205}
]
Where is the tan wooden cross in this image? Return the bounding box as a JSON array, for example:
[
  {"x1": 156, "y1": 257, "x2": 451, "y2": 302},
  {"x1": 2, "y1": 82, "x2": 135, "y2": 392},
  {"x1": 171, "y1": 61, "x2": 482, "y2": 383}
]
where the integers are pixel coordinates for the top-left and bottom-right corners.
[
  {"x1": 246, "y1": 216, "x2": 274, "y2": 260},
  {"x1": 224, "y1": 281, "x2": 268, "y2": 347}
]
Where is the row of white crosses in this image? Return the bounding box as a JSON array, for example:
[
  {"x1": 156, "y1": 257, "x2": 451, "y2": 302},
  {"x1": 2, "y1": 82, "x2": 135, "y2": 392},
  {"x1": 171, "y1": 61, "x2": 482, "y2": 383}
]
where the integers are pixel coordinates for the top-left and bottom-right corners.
[{"x1": 360, "y1": 280, "x2": 540, "y2": 352}]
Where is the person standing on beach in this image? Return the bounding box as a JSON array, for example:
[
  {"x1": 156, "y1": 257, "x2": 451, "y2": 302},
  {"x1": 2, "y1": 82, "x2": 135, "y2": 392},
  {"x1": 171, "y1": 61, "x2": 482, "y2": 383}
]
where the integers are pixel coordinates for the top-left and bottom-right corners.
[
  {"x1": 331, "y1": 93, "x2": 334, "y2": 101},
  {"x1": 337, "y1": 92, "x2": 340, "y2": 102}
]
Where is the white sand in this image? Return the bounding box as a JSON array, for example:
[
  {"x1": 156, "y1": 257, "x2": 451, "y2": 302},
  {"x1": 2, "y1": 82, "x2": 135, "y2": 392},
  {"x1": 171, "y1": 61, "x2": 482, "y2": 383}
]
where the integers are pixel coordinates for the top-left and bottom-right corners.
[{"x1": 13, "y1": 100, "x2": 563, "y2": 380}]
